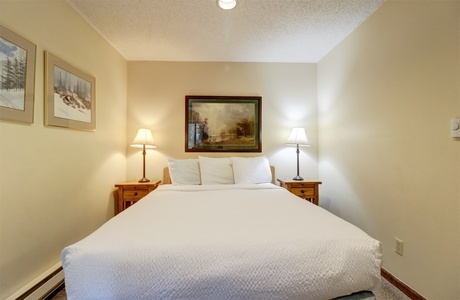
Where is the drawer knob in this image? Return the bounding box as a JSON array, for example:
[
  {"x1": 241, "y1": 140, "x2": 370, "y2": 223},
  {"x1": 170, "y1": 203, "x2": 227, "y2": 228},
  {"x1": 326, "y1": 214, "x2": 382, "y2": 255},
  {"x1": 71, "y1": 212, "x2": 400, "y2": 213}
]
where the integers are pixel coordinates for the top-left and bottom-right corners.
[
  {"x1": 300, "y1": 190, "x2": 305, "y2": 193},
  {"x1": 134, "y1": 192, "x2": 138, "y2": 196}
]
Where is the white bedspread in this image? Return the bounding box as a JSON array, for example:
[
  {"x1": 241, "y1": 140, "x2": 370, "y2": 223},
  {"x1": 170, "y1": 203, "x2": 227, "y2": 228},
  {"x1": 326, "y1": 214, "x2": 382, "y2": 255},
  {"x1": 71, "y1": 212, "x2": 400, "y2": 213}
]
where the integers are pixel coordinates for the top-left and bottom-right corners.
[{"x1": 62, "y1": 184, "x2": 382, "y2": 300}]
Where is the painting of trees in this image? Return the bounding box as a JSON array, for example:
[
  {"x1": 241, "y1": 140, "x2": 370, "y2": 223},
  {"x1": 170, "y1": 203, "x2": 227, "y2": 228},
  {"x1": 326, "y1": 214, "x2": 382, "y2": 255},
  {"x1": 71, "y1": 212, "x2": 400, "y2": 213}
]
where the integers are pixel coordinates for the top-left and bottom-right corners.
[
  {"x1": 186, "y1": 96, "x2": 262, "y2": 152},
  {"x1": 1, "y1": 54, "x2": 26, "y2": 92},
  {"x1": 0, "y1": 36, "x2": 28, "y2": 110},
  {"x1": 0, "y1": 26, "x2": 36, "y2": 123}
]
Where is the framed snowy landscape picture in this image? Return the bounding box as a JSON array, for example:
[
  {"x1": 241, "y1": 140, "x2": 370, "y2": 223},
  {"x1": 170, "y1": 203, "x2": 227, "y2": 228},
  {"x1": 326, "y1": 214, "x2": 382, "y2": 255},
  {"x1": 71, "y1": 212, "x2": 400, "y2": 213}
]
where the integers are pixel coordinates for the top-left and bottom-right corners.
[
  {"x1": 0, "y1": 25, "x2": 36, "y2": 123},
  {"x1": 45, "y1": 52, "x2": 96, "y2": 131}
]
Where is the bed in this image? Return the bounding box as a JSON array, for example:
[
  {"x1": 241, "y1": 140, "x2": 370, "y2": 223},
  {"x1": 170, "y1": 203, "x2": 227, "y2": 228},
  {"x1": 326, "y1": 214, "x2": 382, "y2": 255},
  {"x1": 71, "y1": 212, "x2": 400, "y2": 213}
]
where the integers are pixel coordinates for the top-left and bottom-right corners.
[{"x1": 62, "y1": 156, "x2": 382, "y2": 299}]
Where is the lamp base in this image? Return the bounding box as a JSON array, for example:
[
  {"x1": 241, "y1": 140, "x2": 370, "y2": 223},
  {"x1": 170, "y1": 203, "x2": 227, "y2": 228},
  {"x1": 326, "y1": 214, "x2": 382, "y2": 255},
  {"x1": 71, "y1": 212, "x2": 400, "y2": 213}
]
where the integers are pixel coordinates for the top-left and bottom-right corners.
[
  {"x1": 292, "y1": 175, "x2": 304, "y2": 181},
  {"x1": 138, "y1": 177, "x2": 150, "y2": 183}
]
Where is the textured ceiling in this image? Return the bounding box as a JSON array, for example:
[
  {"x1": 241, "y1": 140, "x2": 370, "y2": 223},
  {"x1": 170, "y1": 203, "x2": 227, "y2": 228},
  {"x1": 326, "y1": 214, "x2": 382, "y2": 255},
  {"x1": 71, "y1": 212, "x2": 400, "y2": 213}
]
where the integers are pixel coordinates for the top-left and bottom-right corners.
[{"x1": 67, "y1": 0, "x2": 385, "y2": 63}]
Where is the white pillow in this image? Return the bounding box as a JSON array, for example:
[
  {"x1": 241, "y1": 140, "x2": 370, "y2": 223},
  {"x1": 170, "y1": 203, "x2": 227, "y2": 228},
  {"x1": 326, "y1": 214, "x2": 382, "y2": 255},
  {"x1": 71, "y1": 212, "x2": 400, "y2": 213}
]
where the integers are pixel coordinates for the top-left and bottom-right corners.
[
  {"x1": 198, "y1": 156, "x2": 234, "y2": 185},
  {"x1": 231, "y1": 156, "x2": 272, "y2": 184},
  {"x1": 167, "y1": 158, "x2": 201, "y2": 185}
]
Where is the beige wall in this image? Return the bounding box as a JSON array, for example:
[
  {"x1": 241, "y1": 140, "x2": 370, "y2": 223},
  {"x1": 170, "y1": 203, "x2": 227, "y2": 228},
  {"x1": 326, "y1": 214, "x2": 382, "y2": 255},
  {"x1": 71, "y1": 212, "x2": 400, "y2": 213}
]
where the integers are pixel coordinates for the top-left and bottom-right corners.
[
  {"x1": 3, "y1": 1, "x2": 458, "y2": 299},
  {"x1": 127, "y1": 62, "x2": 319, "y2": 182},
  {"x1": 318, "y1": 1, "x2": 460, "y2": 299},
  {"x1": 0, "y1": 1, "x2": 127, "y2": 298}
]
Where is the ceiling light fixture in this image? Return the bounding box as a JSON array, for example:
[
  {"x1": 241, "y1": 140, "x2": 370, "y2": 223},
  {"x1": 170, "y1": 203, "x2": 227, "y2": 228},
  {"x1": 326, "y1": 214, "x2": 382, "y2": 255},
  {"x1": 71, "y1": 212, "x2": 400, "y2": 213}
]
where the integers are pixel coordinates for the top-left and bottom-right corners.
[{"x1": 218, "y1": 0, "x2": 237, "y2": 10}]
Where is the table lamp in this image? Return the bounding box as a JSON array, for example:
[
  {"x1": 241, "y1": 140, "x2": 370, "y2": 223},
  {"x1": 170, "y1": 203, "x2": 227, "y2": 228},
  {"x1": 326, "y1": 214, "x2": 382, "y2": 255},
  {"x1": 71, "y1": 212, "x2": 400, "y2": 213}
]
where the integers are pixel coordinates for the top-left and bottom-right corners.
[
  {"x1": 130, "y1": 128, "x2": 157, "y2": 182},
  {"x1": 286, "y1": 128, "x2": 310, "y2": 180}
]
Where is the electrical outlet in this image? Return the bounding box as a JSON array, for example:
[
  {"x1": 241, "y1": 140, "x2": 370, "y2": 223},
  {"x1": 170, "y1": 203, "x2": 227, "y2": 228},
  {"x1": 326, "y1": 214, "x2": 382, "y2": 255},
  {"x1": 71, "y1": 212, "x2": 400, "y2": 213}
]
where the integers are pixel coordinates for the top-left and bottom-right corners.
[
  {"x1": 452, "y1": 118, "x2": 460, "y2": 138},
  {"x1": 395, "y1": 238, "x2": 404, "y2": 256}
]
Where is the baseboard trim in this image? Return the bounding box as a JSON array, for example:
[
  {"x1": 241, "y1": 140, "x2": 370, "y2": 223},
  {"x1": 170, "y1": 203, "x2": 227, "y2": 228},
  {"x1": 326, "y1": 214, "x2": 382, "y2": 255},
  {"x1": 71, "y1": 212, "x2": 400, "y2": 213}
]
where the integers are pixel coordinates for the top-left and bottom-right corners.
[
  {"x1": 5, "y1": 262, "x2": 64, "y2": 300},
  {"x1": 19, "y1": 267, "x2": 63, "y2": 300},
  {"x1": 43, "y1": 281, "x2": 65, "y2": 300},
  {"x1": 381, "y1": 268, "x2": 426, "y2": 300}
]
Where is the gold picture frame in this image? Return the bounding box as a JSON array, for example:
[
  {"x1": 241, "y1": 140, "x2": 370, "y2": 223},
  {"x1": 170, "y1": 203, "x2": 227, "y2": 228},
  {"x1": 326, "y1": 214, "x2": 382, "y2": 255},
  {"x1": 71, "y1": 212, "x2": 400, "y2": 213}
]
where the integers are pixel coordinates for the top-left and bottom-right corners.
[
  {"x1": 45, "y1": 51, "x2": 96, "y2": 131},
  {"x1": 0, "y1": 25, "x2": 36, "y2": 123},
  {"x1": 185, "y1": 95, "x2": 262, "y2": 152}
]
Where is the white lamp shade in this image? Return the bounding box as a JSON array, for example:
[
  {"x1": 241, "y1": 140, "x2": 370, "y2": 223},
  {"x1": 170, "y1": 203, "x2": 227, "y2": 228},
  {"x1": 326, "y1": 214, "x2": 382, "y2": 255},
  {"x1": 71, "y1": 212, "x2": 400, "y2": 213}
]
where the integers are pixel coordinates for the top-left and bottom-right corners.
[
  {"x1": 286, "y1": 128, "x2": 310, "y2": 146},
  {"x1": 218, "y1": 0, "x2": 237, "y2": 10},
  {"x1": 130, "y1": 128, "x2": 157, "y2": 149}
]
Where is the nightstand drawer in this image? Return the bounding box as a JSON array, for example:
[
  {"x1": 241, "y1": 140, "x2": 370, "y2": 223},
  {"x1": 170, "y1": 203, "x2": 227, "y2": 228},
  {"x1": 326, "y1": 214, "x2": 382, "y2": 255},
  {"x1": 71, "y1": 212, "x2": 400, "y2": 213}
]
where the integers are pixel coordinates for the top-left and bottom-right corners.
[
  {"x1": 277, "y1": 179, "x2": 322, "y2": 206},
  {"x1": 290, "y1": 187, "x2": 316, "y2": 197},
  {"x1": 123, "y1": 189, "x2": 150, "y2": 200},
  {"x1": 115, "y1": 180, "x2": 161, "y2": 214}
]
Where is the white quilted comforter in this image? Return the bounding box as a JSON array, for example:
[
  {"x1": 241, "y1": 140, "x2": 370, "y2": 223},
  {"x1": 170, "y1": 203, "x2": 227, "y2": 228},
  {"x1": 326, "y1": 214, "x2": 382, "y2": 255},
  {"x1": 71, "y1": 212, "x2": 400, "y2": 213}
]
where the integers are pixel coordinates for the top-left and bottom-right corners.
[{"x1": 62, "y1": 184, "x2": 382, "y2": 300}]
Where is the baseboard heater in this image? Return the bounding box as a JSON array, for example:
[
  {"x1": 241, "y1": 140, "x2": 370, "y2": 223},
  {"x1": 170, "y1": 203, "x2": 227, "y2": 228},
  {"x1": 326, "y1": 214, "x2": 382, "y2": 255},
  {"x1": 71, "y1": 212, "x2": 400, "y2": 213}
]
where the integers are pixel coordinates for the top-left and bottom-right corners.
[{"x1": 6, "y1": 262, "x2": 64, "y2": 300}]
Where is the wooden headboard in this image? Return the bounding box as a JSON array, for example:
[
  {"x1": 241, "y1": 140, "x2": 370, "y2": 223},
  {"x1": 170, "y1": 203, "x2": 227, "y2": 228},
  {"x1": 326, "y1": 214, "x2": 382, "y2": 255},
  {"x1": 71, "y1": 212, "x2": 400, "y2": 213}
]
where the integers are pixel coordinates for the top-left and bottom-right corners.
[{"x1": 163, "y1": 166, "x2": 276, "y2": 184}]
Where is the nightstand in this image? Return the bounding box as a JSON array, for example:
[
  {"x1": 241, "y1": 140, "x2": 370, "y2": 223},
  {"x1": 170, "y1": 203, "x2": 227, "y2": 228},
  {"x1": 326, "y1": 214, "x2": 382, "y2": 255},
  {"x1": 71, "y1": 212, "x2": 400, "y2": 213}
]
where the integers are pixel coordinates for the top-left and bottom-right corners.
[
  {"x1": 114, "y1": 180, "x2": 161, "y2": 214},
  {"x1": 277, "y1": 179, "x2": 322, "y2": 205}
]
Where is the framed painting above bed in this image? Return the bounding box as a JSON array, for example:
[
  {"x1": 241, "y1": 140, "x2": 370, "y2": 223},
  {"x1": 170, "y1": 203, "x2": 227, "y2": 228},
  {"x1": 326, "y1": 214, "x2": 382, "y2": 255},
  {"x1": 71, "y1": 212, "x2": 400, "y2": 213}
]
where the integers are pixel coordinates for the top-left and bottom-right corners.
[{"x1": 185, "y1": 95, "x2": 262, "y2": 152}]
